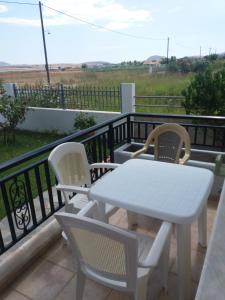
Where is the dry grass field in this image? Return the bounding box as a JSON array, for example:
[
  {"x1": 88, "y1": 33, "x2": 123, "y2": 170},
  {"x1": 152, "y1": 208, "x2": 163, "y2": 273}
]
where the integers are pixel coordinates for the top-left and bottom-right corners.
[
  {"x1": 0, "y1": 68, "x2": 192, "y2": 113},
  {"x1": 0, "y1": 68, "x2": 81, "y2": 86},
  {"x1": 0, "y1": 68, "x2": 192, "y2": 96}
]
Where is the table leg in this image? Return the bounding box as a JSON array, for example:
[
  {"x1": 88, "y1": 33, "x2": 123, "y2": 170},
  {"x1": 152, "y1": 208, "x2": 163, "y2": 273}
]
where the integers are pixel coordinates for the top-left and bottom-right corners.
[
  {"x1": 177, "y1": 224, "x2": 191, "y2": 300},
  {"x1": 198, "y1": 204, "x2": 207, "y2": 247},
  {"x1": 96, "y1": 201, "x2": 106, "y2": 222}
]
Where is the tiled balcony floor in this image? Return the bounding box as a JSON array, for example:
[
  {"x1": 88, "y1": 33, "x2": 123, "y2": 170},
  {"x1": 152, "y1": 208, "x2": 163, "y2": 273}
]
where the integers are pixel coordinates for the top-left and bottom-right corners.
[{"x1": 1, "y1": 198, "x2": 218, "y2": 300}]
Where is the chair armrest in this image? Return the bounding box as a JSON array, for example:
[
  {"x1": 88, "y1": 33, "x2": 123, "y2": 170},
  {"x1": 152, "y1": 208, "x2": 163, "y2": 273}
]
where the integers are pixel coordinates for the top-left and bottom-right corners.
[
  {"x1": 179, "y1": 152, "x2": 190, "y2": 165},
  {"x1": 215, "y1": 154, "x2": 222, "y2": 175},
  {"x1": 56, "y1": 184, "x2": 89, "y2": 195},
  {"x1": 90, "y1": 163, "x2": 120, "y2": 169},
  {"x1": 138, "y1": 222, "x2": 172, "y2": 268},
  {"x1": 131, "y1": 148, "x2": 147, "y2": 159},
  {"x1": 77, "y1": 201, "x2": 98, "y2": 217}
]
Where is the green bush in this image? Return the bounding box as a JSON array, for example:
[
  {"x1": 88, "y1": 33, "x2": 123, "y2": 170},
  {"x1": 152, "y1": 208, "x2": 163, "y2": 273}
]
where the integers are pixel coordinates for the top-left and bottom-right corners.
[
  {"x1": 182, "y1": 69, "x2": 225, "y2": 116},
  {"x1": 0, "y1": 96, "x2": 29, "y2": 143},
  {"x1": 74, "y1": 112, "x2": 96, "y2": 130}
]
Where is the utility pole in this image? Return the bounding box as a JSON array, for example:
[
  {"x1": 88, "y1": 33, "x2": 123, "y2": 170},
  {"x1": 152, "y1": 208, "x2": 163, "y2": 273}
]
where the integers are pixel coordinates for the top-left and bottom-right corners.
[
  {"x1": 166, "y1": 37, "x2": 170, "y2": 64},
  {"x1": 200, "y1": 46, "x2": 202, "y2": 58},
  {"x1": 39, "y1": 1, "x2": 50, "y2": 85}
]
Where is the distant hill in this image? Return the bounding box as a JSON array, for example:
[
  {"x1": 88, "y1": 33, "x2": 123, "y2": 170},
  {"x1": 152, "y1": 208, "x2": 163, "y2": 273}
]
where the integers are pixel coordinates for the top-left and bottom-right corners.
[
  {"x1": 83, "y1": 61, "x2": 114, "y2": 67},
  {"x1": 146, "y1": 55, "x2": 164, "y2": 61},
  {"x1": 0, "y1": 61, "x2": 10, "y2": 67}
]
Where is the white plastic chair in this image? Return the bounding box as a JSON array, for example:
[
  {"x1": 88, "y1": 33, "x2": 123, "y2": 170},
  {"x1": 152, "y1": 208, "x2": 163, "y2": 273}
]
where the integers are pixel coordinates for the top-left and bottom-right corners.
[
  {"x1": 48, "y1": 142, "x2": 119, "y2": 221},
  {"x1": 55, "y1": 201, "x2": 172, "y2": 300},
  {"x1": 132, "y1": 123, "x2": 191, "y2": 164}
]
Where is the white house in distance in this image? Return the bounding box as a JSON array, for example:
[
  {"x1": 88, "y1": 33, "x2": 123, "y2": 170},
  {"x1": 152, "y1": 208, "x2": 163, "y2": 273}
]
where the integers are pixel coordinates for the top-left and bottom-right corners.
[{"x1": 143, "y1": 55, "x2": 164, "y2": 73}]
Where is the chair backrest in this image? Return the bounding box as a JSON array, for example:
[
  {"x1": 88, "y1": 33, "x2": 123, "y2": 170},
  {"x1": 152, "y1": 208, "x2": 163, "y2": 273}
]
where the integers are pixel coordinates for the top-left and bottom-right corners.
[
  {"x1": 144, "y1": 123, "x2": 191, "y2": 164},
  {"x1": 48, "y1": 142, "x2": 91, "y2": 187},
  {"x1": 55, "y1": 212, "x2": 138, "y2": 292}
]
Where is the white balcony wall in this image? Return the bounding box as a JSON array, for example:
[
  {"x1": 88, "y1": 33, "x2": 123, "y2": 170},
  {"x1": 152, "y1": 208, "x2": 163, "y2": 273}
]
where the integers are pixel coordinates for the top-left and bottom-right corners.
[{"x1": 17, "y1": 107, "x2": 120, "y2": 134}]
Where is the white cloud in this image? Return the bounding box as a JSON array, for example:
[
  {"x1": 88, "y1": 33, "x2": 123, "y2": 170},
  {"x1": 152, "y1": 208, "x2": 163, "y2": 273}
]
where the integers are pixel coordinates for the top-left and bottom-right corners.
[
  {"x1": 0, "y1": 0, "x2": 152, "y2": 29},
  {"x1": 0, "y1": 5, "x2": 8, "y2": 13},
  {"x1": 0, "y1": 17, "x2": 39, "y2": 26},
  {"x1": 105, "y1": 21, "x2": 132, "y2": 30},
  {"x1": 168, "y1": 6, "x2": 182, "y2": 14}
]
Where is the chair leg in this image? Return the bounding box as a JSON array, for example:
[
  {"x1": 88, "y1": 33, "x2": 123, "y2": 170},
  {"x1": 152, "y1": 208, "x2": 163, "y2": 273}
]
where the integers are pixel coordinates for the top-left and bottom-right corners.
[
  {"x1": 127, "y1": 211, "x2": 138, "y2": 229},
  {"x1": 159, "y1": 234, "x2": 171, "y2": 291},
  {"x1": 136, "y1": 272, "x2": 149, "y2": 300},
  {"x1": 76, "y1": 269, "x2": 86, "y2": 300}
]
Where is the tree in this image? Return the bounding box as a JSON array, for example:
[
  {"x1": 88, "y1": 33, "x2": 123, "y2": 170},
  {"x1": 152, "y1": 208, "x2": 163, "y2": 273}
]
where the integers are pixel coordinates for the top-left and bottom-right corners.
[
  {"x1": 178, "y1": 58, "x2": 192, "y2": 73},
  {"x1": 161, "y1": 57, "x2": 168, "y2": 65},
  {"x1": 204, "y1": 54, "x2": 218, "y2": 62},
  {"x1": 167, "y1": 57, "x2": 178, "y2": 72},
  {"x1": 74, "y1": 112, "x2": 96, "y2": 131},
  {"x1": 81, "y1": 63, "x2": 87, "y2": 69},
  {"x1": 193, "y1": 60, "x2": 209, "y2": 73},
  {"x1": 182, "y1": 69, "x2": 225, "y2": 116},
  {"x1": 0, "y1": 96, "x2": 29, "y2": 143}
]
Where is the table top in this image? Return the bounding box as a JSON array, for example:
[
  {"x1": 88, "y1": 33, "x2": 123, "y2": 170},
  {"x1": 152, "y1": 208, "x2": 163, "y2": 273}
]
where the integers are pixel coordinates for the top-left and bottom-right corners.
[{"x1": 89, "y1": 159, "x2": 214, "y2": 224}]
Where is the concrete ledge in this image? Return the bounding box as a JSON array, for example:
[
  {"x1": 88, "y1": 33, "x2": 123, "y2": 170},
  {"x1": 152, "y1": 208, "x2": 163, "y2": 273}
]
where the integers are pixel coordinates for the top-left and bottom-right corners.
[{"x1": 0, "y1": 217, "x2": 61, "y2": 291}]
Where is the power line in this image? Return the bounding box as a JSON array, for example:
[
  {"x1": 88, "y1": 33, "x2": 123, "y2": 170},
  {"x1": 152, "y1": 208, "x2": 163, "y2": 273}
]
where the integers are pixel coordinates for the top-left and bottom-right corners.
[
  {"x1": 172, "y1": 40, "x2": 198, "y2": 51},
  {"x1": 0, "y1": 0, "x2": 37, "y2": 5},
  {"x1": 172, "y1": 39, "x2": 213, "y2": 53},
  {"x1": 0, "y1": 0, "x2": 219, "y2": 56},
  {"x1": 42, "y1": 3, "x2": 166, "y2": 41}
]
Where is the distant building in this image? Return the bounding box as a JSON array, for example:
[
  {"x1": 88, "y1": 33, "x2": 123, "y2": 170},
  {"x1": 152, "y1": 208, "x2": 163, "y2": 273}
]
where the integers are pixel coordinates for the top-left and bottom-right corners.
[{"x1": 143, "y1": 60, "x2": 161, "y2": 66}]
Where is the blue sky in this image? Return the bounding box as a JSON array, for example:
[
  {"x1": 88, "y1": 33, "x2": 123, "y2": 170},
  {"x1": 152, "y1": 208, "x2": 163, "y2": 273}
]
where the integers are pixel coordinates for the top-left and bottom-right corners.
[{"x1": 0, "y1": 0, "x2": 225, "y2": 65}]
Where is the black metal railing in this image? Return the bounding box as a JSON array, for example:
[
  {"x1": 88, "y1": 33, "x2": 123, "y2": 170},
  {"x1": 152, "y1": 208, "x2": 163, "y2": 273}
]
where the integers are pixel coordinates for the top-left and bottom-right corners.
[
  {"x1": 1, "y1": 112, "x2": 225, "y2": 254},
  {"x1": 15, "y1": 85, "x2": 121, "y2": 112},
  {"x1": 0, "y1": 86, "x2": 5, "y2": 95},
  {"x1": 0, "y1": 114, "x2": 127, "y2": 254},
  {"x1": 130, "y1": 113, "x2": 225, "y2": 150}
]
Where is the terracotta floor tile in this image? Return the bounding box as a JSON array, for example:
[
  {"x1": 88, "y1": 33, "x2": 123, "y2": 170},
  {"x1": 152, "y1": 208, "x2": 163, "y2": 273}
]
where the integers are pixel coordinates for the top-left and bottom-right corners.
[
  {"x1": 12, "y1": 258, "x2": 74, "y2": 300},
  {"x1": 109, "y1": 208, "x2": 128, "y2": 229},
  {"x1": 158, "y1": 273, "x2": 198, "y2": 300},
  {"x1": 55, "y1": 275, "x2": 111, "y2": 300},
  {"x1": 1, "y1": 290, "x2": 31, "y2": 300},
  {"x1": 171, "y1": 250, "x2": 206, "y2": 283},
  {"x1": 106, "y1": 290, "x2": 132, "y2": 300},
  {"x1": 41, "y1": 238, "x2": 77, "y2": 272},
  {"x1": 1, "y1": 198, "x2": 218, "y2": 300}
]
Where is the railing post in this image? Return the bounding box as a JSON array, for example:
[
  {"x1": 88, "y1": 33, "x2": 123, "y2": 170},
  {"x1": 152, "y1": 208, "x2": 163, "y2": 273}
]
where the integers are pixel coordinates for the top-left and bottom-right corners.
[
  {"x1": 0, "y1": 182, "x2": 17, "y2": 243},
  {"x1": 127, "y1": 115, "x2": 131, "y2": 143},
  {"x1": 108, "y1": 124, "x2": 114, "y2": 162},
  {"x1": 60, "y1": 84, "x2": 65, "y2": 109},
  {"x1": 2, "y1": 83, "x2": 17, "y2": 98},
  {"x1": 13, "y1": 84, "x2": 18, "y2": 98},
  {"x1": 120, "y1": 83, "x2": 135, "y2": 113},
  {"x1": 222, "y1": 128, "x2": 225, "y2": 151}
]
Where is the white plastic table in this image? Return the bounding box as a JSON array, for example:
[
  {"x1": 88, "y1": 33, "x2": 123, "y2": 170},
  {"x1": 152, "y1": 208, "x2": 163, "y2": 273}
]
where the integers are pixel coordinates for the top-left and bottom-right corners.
[{"x1": 89, "y1": 159, "x2": 214, "y2": 300}]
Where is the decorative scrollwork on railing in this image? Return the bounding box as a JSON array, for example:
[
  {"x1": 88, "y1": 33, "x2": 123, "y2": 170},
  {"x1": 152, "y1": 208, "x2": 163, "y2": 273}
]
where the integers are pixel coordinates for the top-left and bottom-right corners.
[{"x1": 9, "y1": 179, "x2": 31, "y2": 231}]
